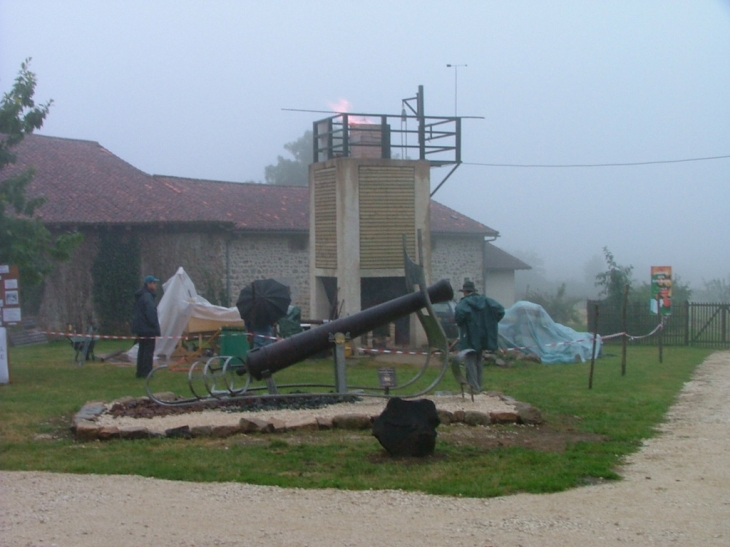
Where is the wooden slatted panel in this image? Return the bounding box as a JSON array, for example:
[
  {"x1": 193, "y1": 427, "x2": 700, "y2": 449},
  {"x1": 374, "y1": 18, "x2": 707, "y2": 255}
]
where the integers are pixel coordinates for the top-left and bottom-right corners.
[
  {"x1": 359, "y1": 166, "x2": 415, "y2": 269},
  {"x1": 314, "y1": 168, "x2": 337, "y2": 269}
]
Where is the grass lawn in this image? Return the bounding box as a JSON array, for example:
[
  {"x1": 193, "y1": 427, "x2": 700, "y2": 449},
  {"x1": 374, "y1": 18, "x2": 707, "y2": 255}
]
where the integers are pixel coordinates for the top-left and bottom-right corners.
[{"x1": 0, "y1": 339, "x2": 713, "y2": 498}]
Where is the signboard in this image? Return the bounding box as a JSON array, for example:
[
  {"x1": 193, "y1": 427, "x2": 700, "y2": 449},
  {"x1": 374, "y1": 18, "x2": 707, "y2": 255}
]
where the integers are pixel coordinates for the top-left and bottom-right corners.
[
  {"x1": 0, "y1": 265, "x2": 21, "y2": 326},
  {"x1": 650, "y1": 266, "x2": 672, "y2": 316},
  {"x1": 377, "y1": 366, "x2": 397, "y2": 388}
]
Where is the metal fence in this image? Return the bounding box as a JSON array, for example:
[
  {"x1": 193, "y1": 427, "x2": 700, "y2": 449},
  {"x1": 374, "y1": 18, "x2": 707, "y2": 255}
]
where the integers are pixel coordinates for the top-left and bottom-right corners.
[{"x1": 586, "y1": 301, "x2": 730, "y2": 348}]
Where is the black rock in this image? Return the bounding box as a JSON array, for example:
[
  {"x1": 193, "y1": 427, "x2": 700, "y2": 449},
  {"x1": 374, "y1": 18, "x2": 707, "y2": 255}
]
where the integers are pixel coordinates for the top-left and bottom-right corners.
[{"x1": 372, "y1": 397, "x2": 440, "y2": 457}]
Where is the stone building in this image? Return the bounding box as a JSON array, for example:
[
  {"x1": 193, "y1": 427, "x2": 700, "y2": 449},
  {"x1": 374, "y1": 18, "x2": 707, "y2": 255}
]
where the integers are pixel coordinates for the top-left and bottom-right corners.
[{"x1": 11, "y1": 134, "x2": 528, "y2": 335}]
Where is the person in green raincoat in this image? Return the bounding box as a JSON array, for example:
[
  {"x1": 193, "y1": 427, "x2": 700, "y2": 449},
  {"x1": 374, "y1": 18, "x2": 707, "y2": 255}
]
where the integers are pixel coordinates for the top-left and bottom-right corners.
[{"x1": 454, "y1": 280, "x2": 505, "y2": 392}]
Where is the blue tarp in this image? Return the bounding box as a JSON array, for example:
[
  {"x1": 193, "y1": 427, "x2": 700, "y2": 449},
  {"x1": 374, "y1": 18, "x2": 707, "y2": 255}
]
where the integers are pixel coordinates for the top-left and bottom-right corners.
[{"x1": 498, "y1": 301, "x2": 601, "y2": 364}]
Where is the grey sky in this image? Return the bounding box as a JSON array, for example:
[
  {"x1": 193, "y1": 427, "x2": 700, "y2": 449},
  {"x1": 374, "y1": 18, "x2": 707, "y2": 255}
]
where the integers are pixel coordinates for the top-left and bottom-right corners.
[{"x1": 1, "y1": 0, "x2": 728, "y2": 289}]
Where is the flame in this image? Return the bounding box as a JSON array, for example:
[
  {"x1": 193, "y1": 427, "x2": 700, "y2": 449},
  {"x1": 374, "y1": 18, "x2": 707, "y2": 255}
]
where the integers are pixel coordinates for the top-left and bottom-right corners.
[
  {"x1": 328, "y1": 98, "x2": 374, "y2": 125},
  {"x1": 328, "y1": 98, "x2": 353, "y2": 113}
]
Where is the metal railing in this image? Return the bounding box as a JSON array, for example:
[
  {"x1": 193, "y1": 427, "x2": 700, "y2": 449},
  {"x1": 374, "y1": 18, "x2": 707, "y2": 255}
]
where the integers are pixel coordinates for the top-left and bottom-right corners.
[
  {"x1": 587, "y1": 300, "x2": 730, "y2": 348},
  {"x1": 312, "y1": 112, "x2": 461, "y2": 166}
]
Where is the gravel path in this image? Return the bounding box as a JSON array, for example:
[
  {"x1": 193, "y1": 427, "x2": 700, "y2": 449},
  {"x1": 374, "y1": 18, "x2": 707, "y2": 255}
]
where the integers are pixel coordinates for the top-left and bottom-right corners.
[{"x1": 2, "y1": 351, "x2": 729, "y2": 547}]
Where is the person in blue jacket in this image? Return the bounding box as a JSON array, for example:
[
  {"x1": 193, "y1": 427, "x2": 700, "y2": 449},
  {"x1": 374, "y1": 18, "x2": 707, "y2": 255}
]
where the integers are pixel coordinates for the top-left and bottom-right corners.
[
  {"x1": 454, "y1": 280, "x2": 505, "y2": 392},
  {"x1": 132, "y1": 275, "x2": 161, "y2": 378}
]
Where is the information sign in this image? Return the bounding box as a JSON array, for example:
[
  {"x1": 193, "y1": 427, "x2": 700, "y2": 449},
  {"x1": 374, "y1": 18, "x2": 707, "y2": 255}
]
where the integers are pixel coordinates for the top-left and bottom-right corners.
[
  {"x1": 0, "y1": 264, "x2": 21, "y2": 326},
  {"x1": 650, "y1": 266, "x2": 672, "y2": 316}
]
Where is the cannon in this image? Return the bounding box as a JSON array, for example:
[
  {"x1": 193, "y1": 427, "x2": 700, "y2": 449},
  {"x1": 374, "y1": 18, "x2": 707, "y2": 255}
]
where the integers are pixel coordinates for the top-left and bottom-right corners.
[{"x1": 245, "y1": 278, "x2": 454, "y2": 380}]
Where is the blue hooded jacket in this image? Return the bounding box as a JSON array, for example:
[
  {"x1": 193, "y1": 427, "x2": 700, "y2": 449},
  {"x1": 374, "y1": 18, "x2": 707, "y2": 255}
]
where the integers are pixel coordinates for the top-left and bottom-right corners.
[{"x1": 131, "y1": 285, "x2": 161, "y2": 337}]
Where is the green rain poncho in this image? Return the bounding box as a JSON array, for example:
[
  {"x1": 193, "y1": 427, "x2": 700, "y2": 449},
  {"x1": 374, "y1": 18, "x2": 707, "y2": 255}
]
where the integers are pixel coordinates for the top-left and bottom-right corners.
[{"x1": 454, "y1": 293, "x2": 505, "y2": 353}]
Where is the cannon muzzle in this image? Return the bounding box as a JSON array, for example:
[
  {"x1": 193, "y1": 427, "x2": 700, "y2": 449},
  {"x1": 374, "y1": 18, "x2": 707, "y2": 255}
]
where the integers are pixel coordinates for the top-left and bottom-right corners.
[{"x1": 246, "y1": 278, "x2": 454, "y2": 380}]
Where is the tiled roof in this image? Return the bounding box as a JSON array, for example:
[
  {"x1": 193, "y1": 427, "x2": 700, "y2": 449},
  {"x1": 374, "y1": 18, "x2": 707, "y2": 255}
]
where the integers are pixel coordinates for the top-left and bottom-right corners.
[
  {"x1": 9, "y1": 134, "x2": 493, "y2": 235},
  {"x1": 9, "y1": 134, "x2": 174, "y2": 225},
  {"x1": 151, "y1": 175, "x2": 309, "y2": 231},
  {"x1": 484, "y1": 242, "x2": 532, "y2": 271},
  {"x1": 429, "y1": 200, "x2": 498, "y2": 236},
  {"x1": 154, "y1": 174, "x2": 494, "y2": 235}
]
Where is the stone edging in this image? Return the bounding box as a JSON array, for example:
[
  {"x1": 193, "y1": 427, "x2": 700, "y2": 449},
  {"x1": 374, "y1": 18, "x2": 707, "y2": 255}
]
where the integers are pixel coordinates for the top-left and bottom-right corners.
[{"x1": 71, "y1": 393, "x2": 543, "y2": 441}]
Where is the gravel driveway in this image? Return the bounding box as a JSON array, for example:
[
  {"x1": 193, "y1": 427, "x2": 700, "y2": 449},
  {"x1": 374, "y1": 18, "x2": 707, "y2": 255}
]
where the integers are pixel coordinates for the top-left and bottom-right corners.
[{"x1": 2, "y1": 351, "x2": 729, "y2": 546}]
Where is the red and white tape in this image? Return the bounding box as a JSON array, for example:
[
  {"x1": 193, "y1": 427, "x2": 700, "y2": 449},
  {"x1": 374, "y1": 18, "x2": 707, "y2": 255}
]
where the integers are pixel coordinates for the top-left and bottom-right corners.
[
  {"x1": 47, "y1": 321, "x2": 664, "y2": 356},
  {"x1": 46, "y1": 331, "x2": 278, "y2": 342}
]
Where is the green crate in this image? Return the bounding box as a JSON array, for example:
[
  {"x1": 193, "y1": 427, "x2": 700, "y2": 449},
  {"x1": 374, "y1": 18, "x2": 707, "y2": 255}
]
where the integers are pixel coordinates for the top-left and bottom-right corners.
[{"x1": 219, "y1": 326, "x2": 250, "y2": 360}]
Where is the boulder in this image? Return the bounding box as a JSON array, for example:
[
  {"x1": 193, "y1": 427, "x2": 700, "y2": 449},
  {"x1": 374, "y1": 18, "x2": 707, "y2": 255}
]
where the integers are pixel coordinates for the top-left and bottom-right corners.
[
  {"x1": 240, "y1": 417, "x2": 273, "y2": 433},
  {"x1": 119, "y1": 426, "x2": 151, "y2": 439},
  {"x1": 97, "y1": 426, "x2": 120, "y2": 440},
  {"x1": 165, "y1": 425, "x2": 192, "y2": 439},
  {"x1": 462, "y1": 411, "x2": 491, "y2": 426},
  {"x1": 372, "y1": 398, "x2": 440, "y2": 457},
  {"x1": 332, "y1": 414, "x2": 372, "y2": 430},
  {"x1": 286, "y1": 417, "x2": 319, "y2": 431},
  {"x1": 489, "y1": 411, "x2": 519, "y2": 424},
  {"x1": 211, "y1": 425, "x2": 240, "y2": 438},
  {"x1": 74, "y1": 419, "x2": 100, "y2": 441},
  {"x1": 75, "y1": 402, "x2": 106, "y2": 422},
  {"x1": 436, "y1": 409, "x2": 455, "y2": 425},
  {"x1": 190, "y1": 425, "x2": 213, "y2": 437},
  {"x1": 515, "y1": 402, "x2": 543, "y2": 425},
  {"x1": 268, "y1": 418, "x2": 287, "y2": 433}
]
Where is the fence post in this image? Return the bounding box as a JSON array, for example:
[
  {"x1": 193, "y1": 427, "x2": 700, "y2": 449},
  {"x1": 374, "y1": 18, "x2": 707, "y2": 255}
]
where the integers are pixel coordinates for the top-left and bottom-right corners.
[
  {"x1": 656, "y1": 294, "x2": 663, "y2": 364},
  {"x1": 684, "y1": 300, "x2": 690, "y2": 346},
  {"x1": 589, "y1": 304, "x2": 598, "y2": 390}
]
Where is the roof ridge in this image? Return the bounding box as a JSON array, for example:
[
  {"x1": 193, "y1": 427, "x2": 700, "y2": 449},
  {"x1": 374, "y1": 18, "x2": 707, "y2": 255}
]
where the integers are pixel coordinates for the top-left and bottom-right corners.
[
  {"x1": 153, "y1": 174, "x2": 262, "y2": 185},
  {"x1": 29, "y1": 133, "x2": 102, "y2": 146}
]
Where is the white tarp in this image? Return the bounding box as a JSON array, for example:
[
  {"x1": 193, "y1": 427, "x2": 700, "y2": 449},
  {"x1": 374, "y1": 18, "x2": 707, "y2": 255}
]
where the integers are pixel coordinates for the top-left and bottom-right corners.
[{"x1": 127, "y1": 267, "x2": 244, "y2": 362}]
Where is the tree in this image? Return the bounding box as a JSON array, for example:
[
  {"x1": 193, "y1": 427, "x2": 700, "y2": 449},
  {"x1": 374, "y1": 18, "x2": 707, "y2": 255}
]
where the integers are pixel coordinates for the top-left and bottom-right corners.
[
  {"x1": 511, "y1": 249, "x2": 549, "y2": 296},
  {"x1": 264, "y1": 130, "x2": 313, "y2": 186},
  {"x1": 0, "y1": 59, "x2": 81, "y2": 287},
  {"x1": 594, "y1": 247, "x2": 633, "y2": 311},
  {"x1": 695, "y1": 276, "x2": 730, "y2": 302}
]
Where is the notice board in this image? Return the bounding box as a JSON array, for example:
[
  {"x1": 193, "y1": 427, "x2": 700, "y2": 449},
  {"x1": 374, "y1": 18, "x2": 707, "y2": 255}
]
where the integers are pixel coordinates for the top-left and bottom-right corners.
[{"x1": 0, "y1": 264, "x2": 21, "y2": 326}]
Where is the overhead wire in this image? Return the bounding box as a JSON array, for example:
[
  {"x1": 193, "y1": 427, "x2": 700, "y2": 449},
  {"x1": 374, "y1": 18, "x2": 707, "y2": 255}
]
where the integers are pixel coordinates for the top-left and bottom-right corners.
[{"x1": 462, "y1": 154, "x2": 730, "y2": 168}]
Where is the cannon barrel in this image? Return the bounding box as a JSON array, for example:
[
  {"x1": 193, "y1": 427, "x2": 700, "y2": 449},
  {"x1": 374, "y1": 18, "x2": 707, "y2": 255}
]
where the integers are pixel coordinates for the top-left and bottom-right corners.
[{"x1": 246, "y1": 278, "x2": 454, "y2": 380}]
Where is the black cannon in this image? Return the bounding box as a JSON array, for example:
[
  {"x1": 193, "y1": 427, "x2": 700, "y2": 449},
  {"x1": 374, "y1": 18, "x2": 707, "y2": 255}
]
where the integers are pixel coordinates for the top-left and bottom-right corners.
[{"x1": 245, "y1": 279, "x2": 454, "y2": 380}]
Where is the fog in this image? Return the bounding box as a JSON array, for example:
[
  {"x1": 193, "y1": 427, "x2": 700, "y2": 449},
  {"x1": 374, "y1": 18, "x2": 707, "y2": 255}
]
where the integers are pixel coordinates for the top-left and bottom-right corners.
[{"x1": 2, "y1": 0, "x2": 728, "y2": 293}]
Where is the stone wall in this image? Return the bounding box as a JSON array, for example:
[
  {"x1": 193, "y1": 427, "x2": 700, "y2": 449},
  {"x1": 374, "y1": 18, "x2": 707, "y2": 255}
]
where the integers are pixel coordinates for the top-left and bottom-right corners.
[
  {"x1": 139, "y1": 230, "x2": 227, "y2": 305},
  {"x1": 431, "y1": 234, "x2": 484, "y2": 296},
  {"x1": 36, "y1": 227, "x2": 229, "y2": 333},
  {"x1": 228, "y1": 233, "x2": 310, "y2": 316},
  {"x1": 34, "y1": 227, "x2": 485, "y2": 334},
  {"x1": 38, "y1": 230, "x2": 100, "y2": 331}
]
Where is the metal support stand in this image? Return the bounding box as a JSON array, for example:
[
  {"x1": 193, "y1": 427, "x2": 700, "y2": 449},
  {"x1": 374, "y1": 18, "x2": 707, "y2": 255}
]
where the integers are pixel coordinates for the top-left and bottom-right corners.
[
  {"x1": 146, "y1": 235, "x2": 457, "y2": 408},
  {"x1": 264, "y1": 375, "x2": 278, "y2": 394},
  {"x1": 330, "y1": 332, "x2": 350, "y2": 394}
]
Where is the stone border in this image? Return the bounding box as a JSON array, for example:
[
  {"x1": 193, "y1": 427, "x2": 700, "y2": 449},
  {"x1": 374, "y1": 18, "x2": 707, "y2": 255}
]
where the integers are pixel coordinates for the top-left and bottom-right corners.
[{"x1": 71, "y1": 393, "x2": 543, "y2": 441}]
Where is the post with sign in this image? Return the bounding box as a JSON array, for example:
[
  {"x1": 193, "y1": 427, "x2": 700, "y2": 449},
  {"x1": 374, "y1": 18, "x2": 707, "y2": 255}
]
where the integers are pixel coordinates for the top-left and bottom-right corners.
[
  {"x1": 650, "y1": 266, "x2": 672, "y2": 316},
  {"x1": 0, "y1": 264, "x2": 22, "y2": 384}
]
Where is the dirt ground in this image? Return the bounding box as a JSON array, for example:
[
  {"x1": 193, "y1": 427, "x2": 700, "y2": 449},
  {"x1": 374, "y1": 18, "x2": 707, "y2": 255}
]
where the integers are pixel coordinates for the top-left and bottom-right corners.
[{"x1": 1, "y1": 351, "x2": 729, "y2": 546}]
